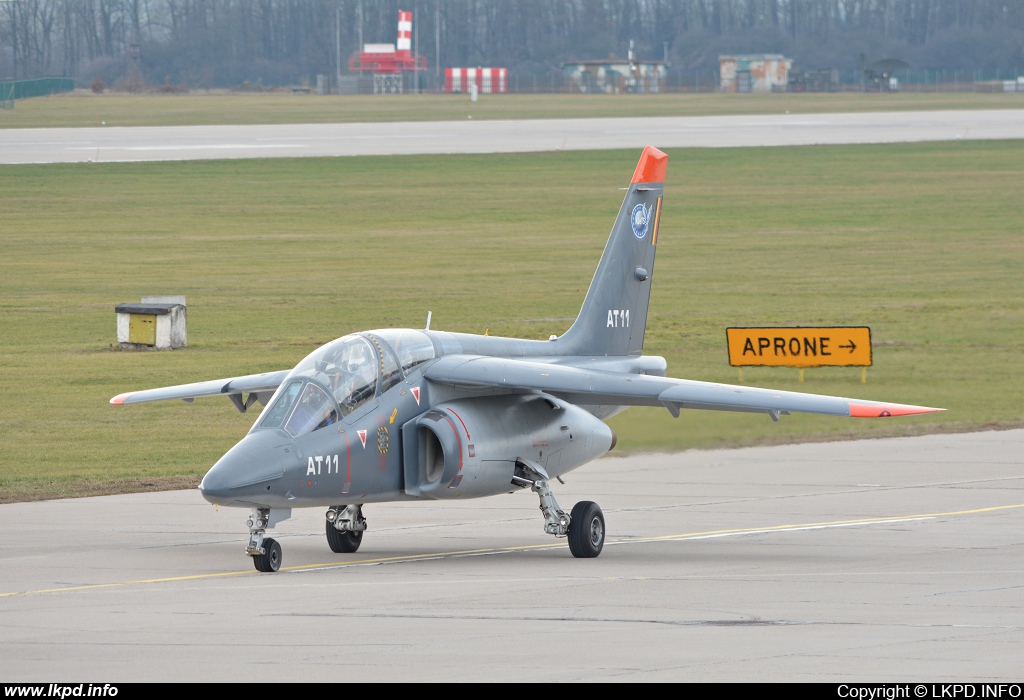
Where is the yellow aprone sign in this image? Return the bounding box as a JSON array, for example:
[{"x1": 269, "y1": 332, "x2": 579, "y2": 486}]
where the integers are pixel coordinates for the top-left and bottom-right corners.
[{"x1": 727, "y1": 327, "x2": 872, "y2": 368}]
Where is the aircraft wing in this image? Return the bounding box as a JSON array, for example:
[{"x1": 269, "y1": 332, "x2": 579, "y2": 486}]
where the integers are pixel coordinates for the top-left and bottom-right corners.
[
  {"x1": 110, "y1": 370, "x2": 290, "y2": 406},
  {"x1": 423, "y1": 355, "x2": 943, "y2": 419}
]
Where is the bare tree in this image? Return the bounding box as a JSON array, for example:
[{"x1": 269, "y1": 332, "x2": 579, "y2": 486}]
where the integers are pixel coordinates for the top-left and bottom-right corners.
[{"x1": 2, "y1": 0, "x2": 1022, "y2": 86}]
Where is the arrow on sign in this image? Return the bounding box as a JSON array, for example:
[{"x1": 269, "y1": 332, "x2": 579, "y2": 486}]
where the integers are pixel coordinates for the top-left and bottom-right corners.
[{"x1": 839, "y1": 340, "x2": 857, "y2": 353}]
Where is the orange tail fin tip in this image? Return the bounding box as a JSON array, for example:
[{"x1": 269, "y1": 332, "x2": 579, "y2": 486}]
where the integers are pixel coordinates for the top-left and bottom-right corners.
[{"x1": 631, "y1": 146, "x2": 668, "y2": 184}]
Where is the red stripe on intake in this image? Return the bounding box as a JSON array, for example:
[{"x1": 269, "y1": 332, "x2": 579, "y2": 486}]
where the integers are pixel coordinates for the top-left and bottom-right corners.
[
  {"x1": 447, "y1": 407, "x2": 471, "y2": 440},
  {"x1": 443, "y1": 416, "x2": 463, "y2": 471}
]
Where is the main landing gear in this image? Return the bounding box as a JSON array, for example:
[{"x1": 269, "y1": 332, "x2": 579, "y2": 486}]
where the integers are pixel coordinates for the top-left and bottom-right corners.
[
  {"x1": 567, "y1": 501, "x2": 605, "y2": 558},
  {"x1": 513, "y1": 460, "x2": 606, "y2": 558},
  {"x1": 246, "y1": 508, "x2": 282, "y2": 572},
  {"x1": 326, "y1": 504, "x2": 366, "y2": 554}
]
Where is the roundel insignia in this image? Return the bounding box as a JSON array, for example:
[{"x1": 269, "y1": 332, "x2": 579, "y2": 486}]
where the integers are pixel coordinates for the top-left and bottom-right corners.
[{"x1": 631, "y1": 203, "x2": 651, "y2": 239}]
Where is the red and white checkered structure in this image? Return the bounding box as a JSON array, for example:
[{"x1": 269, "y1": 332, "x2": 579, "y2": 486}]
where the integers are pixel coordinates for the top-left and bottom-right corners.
[
  {"x1": 397, "y1": 10, "x2": 412, "y2": 51},
  {"x1": 349, "y1": 9, "x2": 426, "y2": 74},
  {"x1": 444, "y1": 68, "x2": 508, "y2": 94}
]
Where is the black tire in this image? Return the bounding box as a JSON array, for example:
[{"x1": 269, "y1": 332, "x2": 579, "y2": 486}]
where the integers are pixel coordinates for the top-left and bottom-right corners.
[
  {"x1": 253, "y1": 537, "x2": 282, "y2": 572},
  {"x1": 567, "y1": 501, "x2": 605, "y2": 558},
  {"x1": 326, "y1": 520, "x2": 363, "y2": 553}
]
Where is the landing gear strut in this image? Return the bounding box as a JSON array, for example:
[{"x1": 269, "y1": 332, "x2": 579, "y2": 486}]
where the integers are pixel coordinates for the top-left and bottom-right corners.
[
  {"x1": 326, "y1": 504, "x2": 366, "y2": 554},
  {"x1": 246, "y1": 508, "x2": 282, "y2": 572},
  {"x1": 514, "y1": 460, "x2": 606, "y2": 558}
]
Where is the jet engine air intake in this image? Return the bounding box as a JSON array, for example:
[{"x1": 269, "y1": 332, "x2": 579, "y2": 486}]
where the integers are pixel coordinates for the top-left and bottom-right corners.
[
  {"x1": 420, "y1": 426, "x2": 445, "y2": 483},
  {"x1": 402, "y1": 394, "x2": 614, "y2": 500}
]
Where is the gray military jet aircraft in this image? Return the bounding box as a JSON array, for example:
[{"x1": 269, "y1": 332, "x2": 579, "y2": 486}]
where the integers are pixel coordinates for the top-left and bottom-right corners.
[{"x1": 111, "y1": 146, "x2": 942, "y2": 572}]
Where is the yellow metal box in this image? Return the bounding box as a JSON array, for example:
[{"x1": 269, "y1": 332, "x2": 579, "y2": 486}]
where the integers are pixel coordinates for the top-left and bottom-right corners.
[{"x1": 128, "y1": 314, "x2": 157, "y2": 345}]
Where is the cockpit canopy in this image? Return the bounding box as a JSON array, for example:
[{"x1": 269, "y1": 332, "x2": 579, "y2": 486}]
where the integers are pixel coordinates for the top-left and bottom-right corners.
[{"x1": 255, "y1": 329, "x2": 435, "y2": 438}]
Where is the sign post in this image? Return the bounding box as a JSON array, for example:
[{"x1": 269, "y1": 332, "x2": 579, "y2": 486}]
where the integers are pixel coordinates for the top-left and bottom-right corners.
[{"x1": 726, "y1": 327, "x2": 872, "y2": 383}]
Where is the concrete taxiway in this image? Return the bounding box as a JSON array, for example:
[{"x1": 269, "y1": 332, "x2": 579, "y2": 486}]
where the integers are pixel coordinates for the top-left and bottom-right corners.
[
  {"x1": 2, "y1": 109, "x2": 1023, "y2": 164},
  {"x1": 1, "y1": 429, "x2": 1022, "y2": 681}
]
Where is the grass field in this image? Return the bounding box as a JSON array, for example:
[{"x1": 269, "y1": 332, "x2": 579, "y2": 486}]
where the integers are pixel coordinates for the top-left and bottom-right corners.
[
  {"x1": 1, "y1": 141, "x2": 1022, "y2": 502},
  {"x1": 1, "y1": 90, "x2": 1023, "y2": 128}
]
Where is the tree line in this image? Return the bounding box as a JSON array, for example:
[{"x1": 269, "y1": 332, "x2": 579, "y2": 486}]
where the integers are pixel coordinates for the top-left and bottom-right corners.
[{"x1": 2, "y1": 1, "x2": 1022, "y2": 88}]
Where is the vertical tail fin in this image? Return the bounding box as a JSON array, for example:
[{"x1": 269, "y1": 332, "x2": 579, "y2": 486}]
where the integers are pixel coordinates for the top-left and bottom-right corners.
[{"x1": 558, "y1": 146, "x2": 667, "y2": 356}]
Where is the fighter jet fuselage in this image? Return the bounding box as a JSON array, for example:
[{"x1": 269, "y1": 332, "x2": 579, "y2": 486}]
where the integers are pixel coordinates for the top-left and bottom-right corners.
[{"x1": 196, "y1": 331, "x2": 663, "y2": 511}]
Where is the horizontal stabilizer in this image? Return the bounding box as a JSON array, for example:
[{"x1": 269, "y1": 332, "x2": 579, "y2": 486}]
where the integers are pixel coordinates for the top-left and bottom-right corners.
[{"x1": 110, "y1": 369, "x2": 290, "y2": 406}]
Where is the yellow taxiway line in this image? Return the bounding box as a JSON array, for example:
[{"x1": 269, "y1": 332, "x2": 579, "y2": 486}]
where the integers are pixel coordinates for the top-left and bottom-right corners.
[{"x1": 2, "y1": 503, "x2": 1021, "y2": 598}]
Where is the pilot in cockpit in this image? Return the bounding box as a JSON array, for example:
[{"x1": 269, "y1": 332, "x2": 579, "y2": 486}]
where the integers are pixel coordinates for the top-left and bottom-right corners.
[
  {"x1": 320, "y1": 348, "x2": 345, "y2": 396},
  {"x1": 329, "y1": 341, "x2": 375, "y2": 414}
]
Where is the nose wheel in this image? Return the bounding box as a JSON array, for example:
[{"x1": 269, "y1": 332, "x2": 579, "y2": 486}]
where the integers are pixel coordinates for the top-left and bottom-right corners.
[
  {"x1": 252, "y1": 537, "x2": 282, "y2": 572},
  {"x1": 246, "y1": 508, "x2": 285, "y2": 572}
]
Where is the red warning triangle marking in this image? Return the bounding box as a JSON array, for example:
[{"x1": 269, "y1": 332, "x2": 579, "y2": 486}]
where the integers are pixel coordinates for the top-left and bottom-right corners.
[
  {"x1": 411, "y1": 386, "x2": 421, "y2": 406},
  {"x1": 357, "y1": 430, "x2": 367, "y2": 448}
]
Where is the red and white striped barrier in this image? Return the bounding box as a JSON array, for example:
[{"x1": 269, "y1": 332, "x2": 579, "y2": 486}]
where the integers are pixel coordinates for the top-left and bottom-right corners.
[{"x1": 445, "y1": 68, "x2": 508, "y2": 94}]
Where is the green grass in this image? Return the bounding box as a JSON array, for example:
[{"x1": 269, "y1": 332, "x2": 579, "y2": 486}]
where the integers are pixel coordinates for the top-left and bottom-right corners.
[
  {"x1": 2, "y1": 90, "x2": 1023, "y2": 128},
  {"x1": 1, "y1": 142, "x2": 1022, "y2": 502}
]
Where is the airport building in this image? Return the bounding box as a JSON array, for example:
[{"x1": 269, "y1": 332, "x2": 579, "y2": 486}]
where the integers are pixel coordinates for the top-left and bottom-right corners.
[
  {"x1": 719, "y1": 54, "x2": 792, "y2": 93},
  {"x1": 562, "y1": 59, "x2": 667, "y2": 93}
]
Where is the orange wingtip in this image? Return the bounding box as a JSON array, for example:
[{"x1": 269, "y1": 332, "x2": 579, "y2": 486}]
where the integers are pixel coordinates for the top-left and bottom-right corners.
[
  {"x1": 849, "y1": 402, "x2": 945, "y2": 418},
  {"x1": 110, "y1": 393, "x2": 130, "y2": 405},
  {"x1": 631, "y1": 146, "x2": 668, "y2": 184}
]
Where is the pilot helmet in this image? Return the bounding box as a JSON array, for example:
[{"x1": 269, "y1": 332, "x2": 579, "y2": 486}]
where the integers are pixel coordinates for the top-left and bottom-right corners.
[{"x1": 339, "y1": 343, "x2": 366, "y2": 373}]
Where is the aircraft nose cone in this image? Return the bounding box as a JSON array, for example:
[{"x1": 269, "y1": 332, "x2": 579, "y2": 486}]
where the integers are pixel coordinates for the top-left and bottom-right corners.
[{"x1": 199, "y1": 430, "x2": 294, "y2": 504}]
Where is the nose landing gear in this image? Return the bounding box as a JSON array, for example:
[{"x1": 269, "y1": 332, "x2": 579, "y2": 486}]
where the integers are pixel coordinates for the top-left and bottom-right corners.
[{"x1": 246, "y1": 508, "x2": 283, "y2": 572}]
